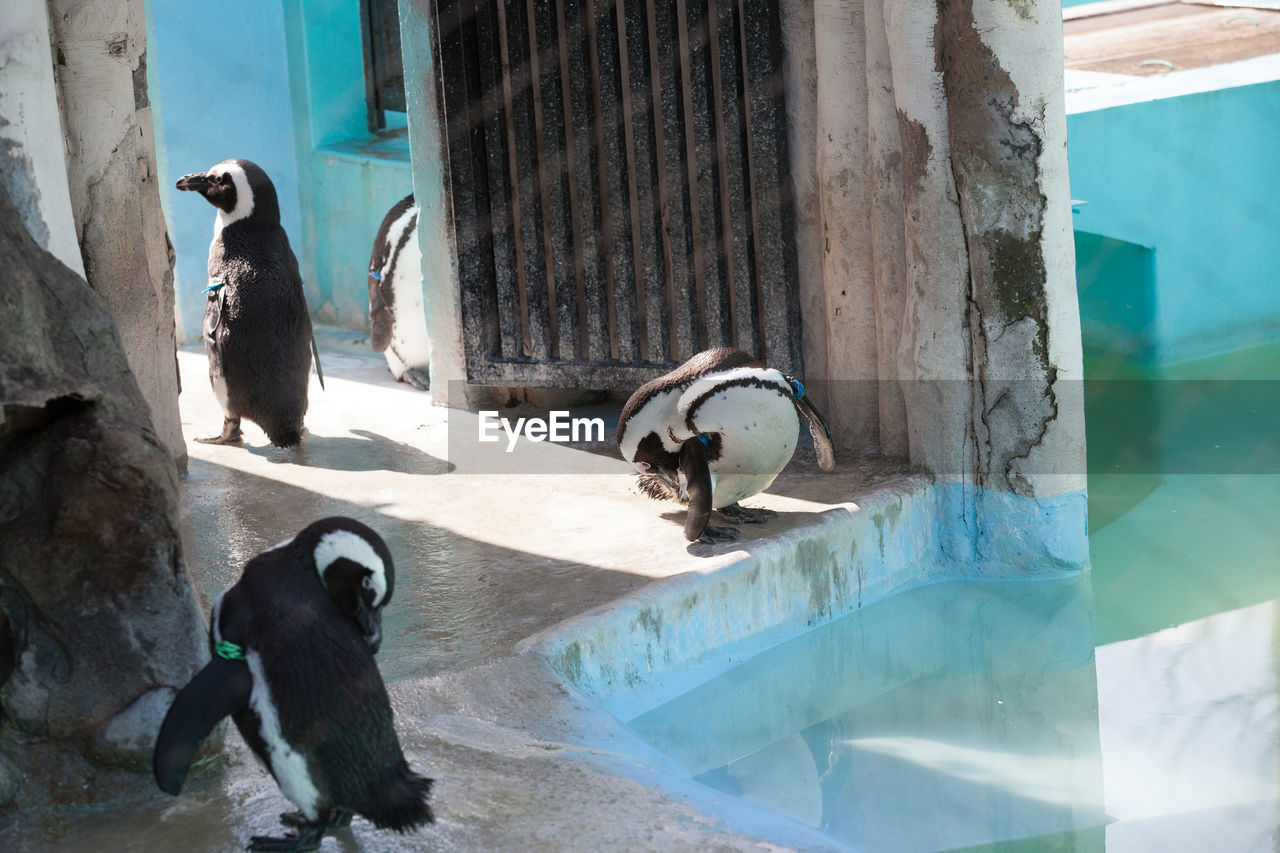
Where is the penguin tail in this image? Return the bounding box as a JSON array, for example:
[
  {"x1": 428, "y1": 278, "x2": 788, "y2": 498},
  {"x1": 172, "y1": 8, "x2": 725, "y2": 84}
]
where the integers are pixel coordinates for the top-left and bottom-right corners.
[
  {"x1": 269, "y1": 429, "x2": 302, "y2": 448},
  {"x1": 363, "y1": 766, "x2": 434, "y2": 832},
  {"x1": 636, "y1": 472, "x2": 682, "y2": 503}
]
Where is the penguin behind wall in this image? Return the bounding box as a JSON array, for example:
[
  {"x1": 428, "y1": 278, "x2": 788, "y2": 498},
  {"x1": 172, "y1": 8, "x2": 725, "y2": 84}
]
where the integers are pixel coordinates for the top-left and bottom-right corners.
[
  {"x1": 368, "y1": 193, "x2": 431, "y2": 389},
  {"x1": 153, "y1": 517, "x2": 433, "y2": 852},
  {"x1": 617, "y1": 348, "x2": 836, "y2": 543},
  {"x1": 176, "y1": 159, "x2": 323, "y2": 448}
]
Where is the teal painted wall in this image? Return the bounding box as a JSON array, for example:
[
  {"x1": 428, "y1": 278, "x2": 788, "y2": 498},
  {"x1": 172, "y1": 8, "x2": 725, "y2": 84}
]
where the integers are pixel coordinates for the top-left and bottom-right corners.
[
  {"x1": 148, "y1": 0, "x2": 414, "y2": 341},
  {"x1": 146, "y1": 0, "x2": 304, "y2": 344},
  {"x1": 281, "y1": 0, "x2": 414, "y2": 331},
  {"x1": 1067, "y1": 80, "x2": 1280, "y2": 364}
]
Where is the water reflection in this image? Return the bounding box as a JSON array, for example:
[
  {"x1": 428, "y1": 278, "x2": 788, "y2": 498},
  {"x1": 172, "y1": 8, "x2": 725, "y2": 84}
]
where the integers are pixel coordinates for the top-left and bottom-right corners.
[{"x1": 1096, "y1": 599, "x2": 1280, "y2": 850}]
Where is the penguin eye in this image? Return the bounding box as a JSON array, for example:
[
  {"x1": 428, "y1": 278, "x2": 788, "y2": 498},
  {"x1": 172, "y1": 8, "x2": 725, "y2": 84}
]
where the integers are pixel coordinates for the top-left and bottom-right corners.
[
  {"x1": 361, "y1": 575, "x2": 374, "y2": 590},
  {"x1": 635, "y1": 461, "x2": 652, "y2": 473}
]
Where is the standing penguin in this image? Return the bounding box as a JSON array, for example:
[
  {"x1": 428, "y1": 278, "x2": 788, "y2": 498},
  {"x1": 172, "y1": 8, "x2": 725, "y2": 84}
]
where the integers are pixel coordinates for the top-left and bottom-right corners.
[
  {"x1": 153, "y1": 517, "x2": 433, "y2": 852},
  {"x1": 368, "y1": 193, "x2": 431, "y2": 389},
  {"x1": 176, "y1": 159, "x2": 322, "y2": 447},
  {"x1": 617, "y1": 348, "x2": 836, "y2": 543}
]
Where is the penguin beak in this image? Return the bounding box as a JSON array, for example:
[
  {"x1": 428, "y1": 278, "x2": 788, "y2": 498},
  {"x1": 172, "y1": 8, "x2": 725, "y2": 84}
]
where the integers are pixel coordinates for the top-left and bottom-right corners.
[
  {"x1": 355, "y1": 599, "x2": 383, "y2": 653},
  {"x1": 175, "y1": 172, "x2": 211, "y2": 192}
]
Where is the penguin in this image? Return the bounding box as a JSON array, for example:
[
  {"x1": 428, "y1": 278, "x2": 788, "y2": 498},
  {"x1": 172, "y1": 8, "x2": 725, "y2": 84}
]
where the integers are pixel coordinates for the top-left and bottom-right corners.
[
  {"x1": 368, "y1": 193, "x2": 431, "y2": 389},
  {"x1": 153, "y1": 517, "x2": 434, "y2": 852},
  {"x1": 617, "y1": 348, "x2": 836, "y2": 543},
  {"x1": 176, "y1": 159, "x2": 323, "y2": 447}
]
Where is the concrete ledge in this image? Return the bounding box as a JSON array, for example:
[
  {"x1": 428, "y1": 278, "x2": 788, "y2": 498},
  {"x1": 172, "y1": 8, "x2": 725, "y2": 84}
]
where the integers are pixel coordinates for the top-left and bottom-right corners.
[{"x1": 522, "y1": 474, "x2": 953, "y2": 720}]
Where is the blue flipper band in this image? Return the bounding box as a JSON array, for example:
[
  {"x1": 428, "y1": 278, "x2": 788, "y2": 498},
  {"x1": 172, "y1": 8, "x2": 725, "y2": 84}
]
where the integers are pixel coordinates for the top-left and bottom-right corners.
[
  {"x1": 696, "y1": 434, "x2": 709, "y2": 446},
  {"x1": 202, "y1": 278, "x2": 224, "y2": 295},
  {"x1": 369, "y1": 269, "x2": 382, "y2": 281},
  {"x1": 789, "y1": 377, "x2": 805, "y2": 398},
  {"x1": 214, "y1": 640, "x2": 245, "y2": 661}
]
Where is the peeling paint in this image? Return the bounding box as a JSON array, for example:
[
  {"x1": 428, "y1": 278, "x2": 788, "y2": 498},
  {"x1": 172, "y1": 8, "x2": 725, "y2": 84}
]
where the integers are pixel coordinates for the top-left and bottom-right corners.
[{"x1": 895, "y1": 111, "x2": 931, "y2": 197}]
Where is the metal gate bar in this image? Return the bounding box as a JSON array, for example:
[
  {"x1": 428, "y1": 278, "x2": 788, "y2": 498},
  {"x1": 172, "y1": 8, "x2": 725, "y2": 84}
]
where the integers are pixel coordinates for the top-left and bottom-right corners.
[{"x1": 433, "y1": 0, "x2": 799, "y2": 390}]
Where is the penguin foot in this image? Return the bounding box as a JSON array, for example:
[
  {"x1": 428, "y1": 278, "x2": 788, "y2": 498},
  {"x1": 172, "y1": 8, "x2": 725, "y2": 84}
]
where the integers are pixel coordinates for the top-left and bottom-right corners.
[
  {"x1": 696, "y1": 524, "x2": 741, "y2": 544},
  {"x1": 718, "y1": 504, "x2": 778, "y2": 524},
  {"x1": 195, "y1": 417, "x2": 242, "y2": 445},
  {"x1": 280, "y1": 809, "x2": 353, "y2": 831},
  {"x1": 400, "y1": 368, "x2": 430, "y2": 390},
  {"x1": 247, "y1": 823, "x2": 324, "y2": 852}
]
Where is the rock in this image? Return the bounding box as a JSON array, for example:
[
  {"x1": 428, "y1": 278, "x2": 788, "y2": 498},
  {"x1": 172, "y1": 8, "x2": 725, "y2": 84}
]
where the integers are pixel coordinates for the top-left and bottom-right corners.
[
  {"x1": 87, "y1": 688, "x2": 177, "y2": 773},
  {"x1": 0, "y1": 752, "x2": 21, "y2": 808},
  {"x1": 0, "y1": 180, "x2": 208, "y2": 811}
]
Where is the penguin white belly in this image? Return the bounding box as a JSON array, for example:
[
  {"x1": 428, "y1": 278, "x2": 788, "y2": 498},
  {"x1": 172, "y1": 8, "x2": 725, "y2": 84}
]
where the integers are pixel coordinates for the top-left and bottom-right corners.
[
  {"x1": 246, "y1": 651, "x2": 322, "y2": 820},
  {"x1": 210, "y1": 370, "x2": 231, "y2": 416},
  {"x1": 693, "y1": 385, "x2": 799, "y2": 508},
  {"x1": 384, "y1": 226, "x2": 431, "y2": 380}
]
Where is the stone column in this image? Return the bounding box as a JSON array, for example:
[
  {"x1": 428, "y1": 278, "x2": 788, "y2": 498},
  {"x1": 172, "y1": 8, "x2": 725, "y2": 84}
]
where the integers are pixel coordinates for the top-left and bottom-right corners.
[{"x1": 46, "y1": 0, "x2": 186, "y2": 466}]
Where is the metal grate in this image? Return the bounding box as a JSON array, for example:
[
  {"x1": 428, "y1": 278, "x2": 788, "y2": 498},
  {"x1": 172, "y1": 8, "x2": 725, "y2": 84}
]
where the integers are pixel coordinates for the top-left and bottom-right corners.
[{"x1": 433, "y1": 0, "x2": 799, "y2": 390}]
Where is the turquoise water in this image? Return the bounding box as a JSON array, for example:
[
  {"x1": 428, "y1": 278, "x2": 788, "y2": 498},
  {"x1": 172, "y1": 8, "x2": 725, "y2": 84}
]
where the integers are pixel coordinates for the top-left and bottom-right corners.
[
  {"x1": 629, "y1": 576, "x2": 1107, "y2": 851},
  {"x1": 626, "y1": 342, "x2": 1280, "y2": 851}
]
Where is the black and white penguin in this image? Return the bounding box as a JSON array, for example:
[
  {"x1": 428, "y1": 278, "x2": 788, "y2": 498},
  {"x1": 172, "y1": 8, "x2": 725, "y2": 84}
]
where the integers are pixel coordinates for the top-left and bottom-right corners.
[
  {"x1": 368, "y1": 193, "x2": 430, "y2": 389},
  {"x1": 153, "y1": 517, "x2": 433, "y2": 852},
  {"x1": 617, "y1": 348, "x2": 836, "y2": 543},
  {"x1": 176, "y1": 159, "x2": 322, "y2": 447}
]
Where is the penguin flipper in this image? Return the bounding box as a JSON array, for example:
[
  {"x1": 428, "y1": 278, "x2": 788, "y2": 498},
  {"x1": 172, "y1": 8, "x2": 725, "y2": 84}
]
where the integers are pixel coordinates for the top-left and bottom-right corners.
[
  {"x1": 153, "y1": 656, "x2": 253, "y2": 795},
  {"x1": 310, "y1": 333, "x2": 326, "y2": 391},
  {"x1": 795, "y1": 395, "x2": 836, "y2": 471},
  {"x1": 680, "y1": 438, "x2": 714, "y2": 541}
]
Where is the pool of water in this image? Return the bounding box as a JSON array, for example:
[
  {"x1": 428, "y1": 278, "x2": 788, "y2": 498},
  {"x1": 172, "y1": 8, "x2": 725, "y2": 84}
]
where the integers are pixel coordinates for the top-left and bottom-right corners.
[
  {"x1": 624, "y1": 342, "x2": 1280, "y2": 852},
  {"x1": 628, "y1": 576, "x2": 1108, "y2": 852}
]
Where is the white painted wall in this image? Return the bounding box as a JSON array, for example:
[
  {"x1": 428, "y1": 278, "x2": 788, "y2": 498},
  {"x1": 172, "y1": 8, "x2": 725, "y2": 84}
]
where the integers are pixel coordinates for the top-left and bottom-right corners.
[{"x1": 0, "y1": 0, "x2": 85, "y2": 277}]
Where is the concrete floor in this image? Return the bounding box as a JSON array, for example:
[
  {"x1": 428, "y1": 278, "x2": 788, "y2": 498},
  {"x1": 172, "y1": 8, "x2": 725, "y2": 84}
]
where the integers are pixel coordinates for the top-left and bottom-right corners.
[{"x1": 3, "y1": 328, "x2": 916, "y2": 852}]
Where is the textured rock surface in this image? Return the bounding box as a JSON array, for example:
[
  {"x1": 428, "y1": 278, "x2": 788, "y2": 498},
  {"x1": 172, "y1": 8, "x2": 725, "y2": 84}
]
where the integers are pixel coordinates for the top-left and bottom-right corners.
[{"x1": 0, "y1": 181, "x2": 209, "y2": 812}]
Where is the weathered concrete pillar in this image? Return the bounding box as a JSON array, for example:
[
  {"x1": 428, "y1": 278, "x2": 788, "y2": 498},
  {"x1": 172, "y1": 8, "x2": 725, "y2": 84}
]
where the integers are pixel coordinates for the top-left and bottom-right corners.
[
  {"x1": 46, "y1": 0, "x2": 186, "y2": 466},
  {"x1": 0, "y1": 180, "x2": 208, "y2": 812},
  {"x1": 400, "y1": 0, "x2": 499, "y2": 410},
  {"x1": 812, "y1": 0, "x2": 880, "y2": 454},
  {"x1": 786, "y1": 0, "x2": 1087, "y2": 573}
]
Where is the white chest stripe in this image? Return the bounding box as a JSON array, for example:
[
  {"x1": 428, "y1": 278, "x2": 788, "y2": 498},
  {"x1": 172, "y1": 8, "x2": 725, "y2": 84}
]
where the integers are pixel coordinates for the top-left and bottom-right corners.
[
  {"x1": 314, "y1": 530, "x2": 387, "y2": 606},
  {"x1": 211, "y1": 163, "x2": 255, "y2": 241},
  {"x1": 246, "y1": 651, "x2": 321, "y2": 819},
  {"x1": 379, "y1": 205, "x2": 420, "y2": 278}
]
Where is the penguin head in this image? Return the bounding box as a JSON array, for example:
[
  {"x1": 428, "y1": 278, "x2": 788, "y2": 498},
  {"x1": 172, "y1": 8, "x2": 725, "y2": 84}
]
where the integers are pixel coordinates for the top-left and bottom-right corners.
[
  {"x1": 293, "y1": 517, "x2": 395, "y2": 652},
  {"x1": 175, "y1": 158, "x2": 281, "y2": 228}
]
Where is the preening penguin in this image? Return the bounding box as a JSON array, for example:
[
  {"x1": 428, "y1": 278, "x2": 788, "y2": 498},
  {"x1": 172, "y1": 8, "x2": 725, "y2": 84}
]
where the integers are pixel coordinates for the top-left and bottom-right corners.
[
  {"x1": 176, "y1": 159, "x2": 322, "y2": 447},
  {"x1": 617, "y1": 348, "x2": 835, "y2": 543},
  {"x1": 368, "y1": 193, "x2": 431, "y2": 389},
  {"x1": 153, "y1": 517, "x2": 434, "y2": 852}
]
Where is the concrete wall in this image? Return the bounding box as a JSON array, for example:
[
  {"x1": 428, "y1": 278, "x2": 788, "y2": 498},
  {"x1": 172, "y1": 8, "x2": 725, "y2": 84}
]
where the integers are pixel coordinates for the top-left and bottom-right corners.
[
  {"x1": 776, "y1": 0, "x2": 1088, "y2": 571},
  {"x1": 1067, "y1": 59, "x2": 1280, "y2": 365},
  {"x1": 0, "y1": 0, "x2": 85, "y2": 279},
  {"x1": 281, "y1": 0, "x2": 414, "y2": 331}
]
